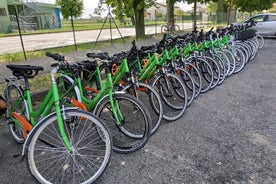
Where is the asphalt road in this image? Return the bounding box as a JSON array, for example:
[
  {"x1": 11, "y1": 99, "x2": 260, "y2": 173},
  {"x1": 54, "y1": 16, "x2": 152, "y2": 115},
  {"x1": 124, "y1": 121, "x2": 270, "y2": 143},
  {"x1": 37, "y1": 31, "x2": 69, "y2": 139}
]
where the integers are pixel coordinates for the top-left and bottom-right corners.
[
  {"x1": 0, "y1": 24, "x2": 194, "y2": 54},
  {"x1": 0, "y1": 39, "x2": 275, "y2": 184}
]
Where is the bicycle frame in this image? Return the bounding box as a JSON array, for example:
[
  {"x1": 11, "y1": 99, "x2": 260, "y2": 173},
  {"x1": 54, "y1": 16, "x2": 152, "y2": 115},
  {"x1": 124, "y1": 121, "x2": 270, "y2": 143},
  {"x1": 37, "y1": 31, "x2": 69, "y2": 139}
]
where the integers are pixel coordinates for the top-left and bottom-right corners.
[
  {"x1": 7, "y1": 67, "x2": 73, "y2": 152},
  {"x1": 58, "y1": 59, "x2": 130, "y2": 126}
]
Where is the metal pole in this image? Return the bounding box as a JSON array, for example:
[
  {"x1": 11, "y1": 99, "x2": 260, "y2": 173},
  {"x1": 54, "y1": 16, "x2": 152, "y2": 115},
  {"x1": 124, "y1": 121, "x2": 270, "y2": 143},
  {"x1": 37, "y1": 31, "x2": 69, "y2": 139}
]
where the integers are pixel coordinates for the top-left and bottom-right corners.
[
  {"x1": 70, "y1": 6, "x2": 77, "y2": 51},
  {"x1": 155, "y1": 9, "x2": 157, "y2": 36},
  {"x1": 14, "y1": 5, "x2": 27, "y2": 61},
  {"x1": 182, "y1": 12, "x2": 184, "y2": 30},
  {"x1": 109, "y1": 7, "x2": 112, "y2": 45}
]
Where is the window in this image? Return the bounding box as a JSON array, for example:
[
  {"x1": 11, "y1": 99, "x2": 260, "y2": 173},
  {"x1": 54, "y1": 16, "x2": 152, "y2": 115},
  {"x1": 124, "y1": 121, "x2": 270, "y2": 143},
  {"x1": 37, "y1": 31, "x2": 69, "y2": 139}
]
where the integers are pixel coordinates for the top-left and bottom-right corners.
[
  {"x1": 0, "y1": 8, "x2": 7, "y2": 16},
  {"x1": 269, "y1": 15, "x2": 276, "y2": 21},
  {"x1": 251, "y1": 15, "x2": 265, "y2": 22}
]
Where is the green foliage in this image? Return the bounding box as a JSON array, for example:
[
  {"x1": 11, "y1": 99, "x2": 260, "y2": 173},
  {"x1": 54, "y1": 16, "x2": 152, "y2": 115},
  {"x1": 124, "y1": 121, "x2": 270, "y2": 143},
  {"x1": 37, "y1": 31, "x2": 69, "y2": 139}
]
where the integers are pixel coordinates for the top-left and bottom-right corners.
[
  {"x1": 234, "y1": 0, "x2": 276, "y2": 12},
  {"x1": 99, "y1": 0, "x2": 153, "y2": 23},
  {"x1": 207, "y1": 1, "x2": 218, "y2": 12},
  {"x1": 56, "y1": 0, "x2": 84, "y2": 19}
]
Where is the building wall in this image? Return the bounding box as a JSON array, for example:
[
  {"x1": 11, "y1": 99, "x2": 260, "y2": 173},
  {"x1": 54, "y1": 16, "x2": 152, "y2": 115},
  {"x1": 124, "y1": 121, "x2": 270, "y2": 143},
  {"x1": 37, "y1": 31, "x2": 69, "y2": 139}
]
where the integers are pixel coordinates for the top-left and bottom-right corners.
[
  {"x1": 37, "y1": 3, "x2": 61, "y2": 29},
  {"x1": 0, "y1": 0, "x2": 11, "y2": 33},
  {"x1": 0, "y1": 0, "x2": 61, "y2": 33}
]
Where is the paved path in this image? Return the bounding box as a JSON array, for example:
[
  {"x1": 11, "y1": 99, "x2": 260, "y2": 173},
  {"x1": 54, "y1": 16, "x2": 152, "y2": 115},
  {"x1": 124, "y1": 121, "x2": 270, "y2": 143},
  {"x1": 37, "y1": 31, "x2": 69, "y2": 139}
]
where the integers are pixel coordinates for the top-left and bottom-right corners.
[
  {"x1": 0, "y1": 39, "x2": 275, "y2": 184},
  {"x1": 0, "y1": 24, "x2": 194, "y2": 54}
]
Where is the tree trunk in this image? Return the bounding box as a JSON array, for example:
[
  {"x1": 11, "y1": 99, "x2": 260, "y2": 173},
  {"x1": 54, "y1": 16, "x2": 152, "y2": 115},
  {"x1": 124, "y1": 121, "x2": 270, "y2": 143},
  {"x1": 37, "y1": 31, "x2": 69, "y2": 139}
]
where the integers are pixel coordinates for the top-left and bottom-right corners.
[
  {"x1": 193, "y1": 0, "x2": 197, "y2": 32},
  {"x1": 133, "y1": 0, "x2": 145, "y2": 39},
  {"x1": 166, "y1": 0, "x2": 175, "y2": 26},
  {"x1": 234, "y1": 8, "x2": 237, "y2": 22},
  {"x1": 131, "y1": 16, "x2": 135, "y2": 26},
  {"x1": 135, "y1": 7, "x2": 145, "y2": 39}
]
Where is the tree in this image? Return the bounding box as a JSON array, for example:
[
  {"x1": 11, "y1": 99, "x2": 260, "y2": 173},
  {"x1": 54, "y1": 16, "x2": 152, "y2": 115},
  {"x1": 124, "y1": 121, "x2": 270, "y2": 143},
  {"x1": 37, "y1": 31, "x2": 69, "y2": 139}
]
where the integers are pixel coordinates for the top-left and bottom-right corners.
[
  {"x1": 233, "y1": 0, "x2": 276, "y2": 14},
  {"x1": 97, "y1": 0, "x2": 153, "y2": 39},
  {"x1": 56, "y1": 0, "x2": 83, "y2": 19}
]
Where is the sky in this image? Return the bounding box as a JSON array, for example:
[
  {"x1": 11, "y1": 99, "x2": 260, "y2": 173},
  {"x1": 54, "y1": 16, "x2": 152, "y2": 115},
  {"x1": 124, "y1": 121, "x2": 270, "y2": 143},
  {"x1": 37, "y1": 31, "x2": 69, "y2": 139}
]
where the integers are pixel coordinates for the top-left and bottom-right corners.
[{"x1": 34, "y1": 0, "x2": 193, "y2": 18}]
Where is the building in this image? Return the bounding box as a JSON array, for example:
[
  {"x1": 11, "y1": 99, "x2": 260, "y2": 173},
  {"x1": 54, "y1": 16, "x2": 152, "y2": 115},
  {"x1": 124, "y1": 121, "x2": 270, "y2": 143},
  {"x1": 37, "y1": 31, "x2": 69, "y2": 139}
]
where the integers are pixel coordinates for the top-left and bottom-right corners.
[
  {"x1": 146, "y1": 2, "x2": 180, "y2": 21},
  {"x1": 0, "y1": 0, "x2": 61, "y2": 34}
]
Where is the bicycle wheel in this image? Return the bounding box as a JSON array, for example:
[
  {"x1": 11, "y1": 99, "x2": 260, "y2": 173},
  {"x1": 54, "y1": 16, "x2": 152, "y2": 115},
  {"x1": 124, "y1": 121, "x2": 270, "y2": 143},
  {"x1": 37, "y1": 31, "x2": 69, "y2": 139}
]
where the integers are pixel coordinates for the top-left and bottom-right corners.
[
  {"x1": 256, "y1": 34, "x2": 265, "y2": 49},
  {"x1": 175, "y1": 67, "x2": 196, "y2": 106},
  {"x1": 4, "y1": 83, "x2": 28, "y2": 144},
  {"x1": 99, "y1": 63, "x2": 110, "y2": 81},
  {"x1": 182, "y1": 62, "x2": 202, "y2": 98},
  {"x1": 26, "y1": 108, "x2": 112, "y2": 184},
  {"x1": 171, "y1": 25, "x2": 181, "y2": 35},
  {"x1": 161, "y1": 25, "x2": 169, "y2": 34},
  {"x1": 231, "y1": 47, "x2": 246, "y2": 74},
  {"x1": 187, "y1": 57, "x2": 214, "y2": 93},
  {"x1": 203, "y1": 56, "x2": 221, "y2": 89},
  {"x1": 93, "y1": 93, "x2": 152, "y2": 154},
  {"x1": 122, "y1": 82, "x2": 163, "y2": 135},
  {"x1": 221, "y1": 49, "x2": 235, "y2": 76},
  {"x1": 150, "y1": 72, "x2": 187, "y2": 121},
  {"x1": 56, "y1": 75, "x2": 81, "y2": 102}
]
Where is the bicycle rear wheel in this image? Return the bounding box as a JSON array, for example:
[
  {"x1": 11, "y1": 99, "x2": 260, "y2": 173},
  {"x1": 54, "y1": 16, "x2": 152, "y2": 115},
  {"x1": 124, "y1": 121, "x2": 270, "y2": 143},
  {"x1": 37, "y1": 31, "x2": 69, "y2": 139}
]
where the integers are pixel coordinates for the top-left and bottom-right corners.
[
  {"x1": 4, "y1": 83, "x2": 28, "y2": 144},
  {"x1": 150, "y1": 72, "x2": 187, "y2": 121},
  {"x1": 93, "y1": 93, "x2": 152, "y2": 154},
  {"x1": 122, "y1": 82, "x2": 163, "y2": 135},
  {"x1": 187, "y1": 57, "x2": 214, "y2": 93},
  {"x1": 26, "y1": 109, "x2": 112, "y2": 184}
]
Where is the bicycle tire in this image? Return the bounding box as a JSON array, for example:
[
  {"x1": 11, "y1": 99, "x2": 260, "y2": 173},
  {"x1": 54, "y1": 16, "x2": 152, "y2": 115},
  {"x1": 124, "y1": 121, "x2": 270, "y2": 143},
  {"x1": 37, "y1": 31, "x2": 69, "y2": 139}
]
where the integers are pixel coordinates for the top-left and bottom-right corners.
[
  {"x1": 187, "y1": 56, "x2": 214, "y2": 93},
  {"x1": 121, "y1": 82, "x2": 163, "y2": 135},
  {"x1": 56, "y1": 75, "x2": 81, "y2": 102},
  {"x1": 99, "y1": 63, "x2": 110, "y2": 81},
  {"x1": 231, "y1": 46, "x2": 246, "y2": 74},
  {"x1": 221, "y1": 49, "x2": 236, "y2": 76},
  {"x1": 93, "y1": 93, "x2": 152, "y2": 154},
  {"x1": 256, "y1": 34, "x2": 265, "y2": 49},
  {"x1": 210, "y1": 52, "x2": 226, "y2": 85},
  {"x1": 161, "y1": 25, "x2": 169, "y2": 34},
  {"x1": 171, "y1": 25, "x2": 181, "y2": 35},
  {"x1": 150, "y1": 72, "x2": 187, "y2": 121},
  {"x1": 175, "y1": 66, "x2": 196, "y2": 106},
  {"x1": 203, "y1": 56, "x2": 221, "y2": 89},
  {"x1": 182, "y1": 62, "x2": 202, "y2": 98},
  {"x1": 4, "y1": 83, "x2": 28, "y2": 144},
  {"x1": 25, "y1": 108, "x2": 112, "y2": 184}
]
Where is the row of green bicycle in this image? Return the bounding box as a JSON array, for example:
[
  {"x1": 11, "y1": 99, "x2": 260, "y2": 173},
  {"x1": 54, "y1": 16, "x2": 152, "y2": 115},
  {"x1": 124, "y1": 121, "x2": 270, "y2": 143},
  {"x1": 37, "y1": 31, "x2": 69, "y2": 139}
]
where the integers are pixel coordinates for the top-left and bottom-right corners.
[
  {"x1": 3, "y1": 21, "x2": 263, "y2": 184},
  {"x1": 3, "y1": 52, "x2": 154, "y2": 183}
]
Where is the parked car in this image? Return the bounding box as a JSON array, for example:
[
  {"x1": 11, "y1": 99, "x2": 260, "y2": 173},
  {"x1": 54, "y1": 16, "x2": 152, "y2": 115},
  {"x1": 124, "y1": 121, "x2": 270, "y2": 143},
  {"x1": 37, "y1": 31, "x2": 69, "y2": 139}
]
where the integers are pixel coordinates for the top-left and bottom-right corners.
[{"x1": 241, "y1": 13, "x2": 276, "y2": 36}]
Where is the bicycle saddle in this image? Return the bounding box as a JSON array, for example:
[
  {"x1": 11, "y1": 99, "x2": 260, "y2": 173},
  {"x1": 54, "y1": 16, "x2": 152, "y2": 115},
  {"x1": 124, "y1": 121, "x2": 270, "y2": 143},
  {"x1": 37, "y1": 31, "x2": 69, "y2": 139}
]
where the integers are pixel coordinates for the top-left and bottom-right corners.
[
  {"x1": 76, "y1": 60, "x2": 98, "y2": 71},
  {"x1": 86, "y1": 52, "x2": 110, "y2": 60},
  {"x1": 6, "y1": 64, "x2": 44, "y2": 78}
]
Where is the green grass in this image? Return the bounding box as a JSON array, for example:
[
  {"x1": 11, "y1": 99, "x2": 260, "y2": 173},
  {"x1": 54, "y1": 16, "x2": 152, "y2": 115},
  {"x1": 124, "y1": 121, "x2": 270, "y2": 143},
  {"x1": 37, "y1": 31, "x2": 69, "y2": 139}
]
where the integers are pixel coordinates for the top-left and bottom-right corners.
[
  {"x1": 0, "y1": 19, "x2": 163, "y2": 38},
  {"x1": 0, "y1": 35, "x2": 145, "y2": 63}
]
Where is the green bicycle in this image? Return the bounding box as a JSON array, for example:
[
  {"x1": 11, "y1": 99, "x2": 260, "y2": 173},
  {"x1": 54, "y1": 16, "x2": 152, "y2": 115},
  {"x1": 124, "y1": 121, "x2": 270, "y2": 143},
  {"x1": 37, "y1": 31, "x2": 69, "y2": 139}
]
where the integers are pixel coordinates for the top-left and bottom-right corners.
[
  {"x1": 48, "y1": 53, "x2": 152, "y2": 154},
  {"x1": 4, "y1": 63, "x2": 112, "y2": 183}
]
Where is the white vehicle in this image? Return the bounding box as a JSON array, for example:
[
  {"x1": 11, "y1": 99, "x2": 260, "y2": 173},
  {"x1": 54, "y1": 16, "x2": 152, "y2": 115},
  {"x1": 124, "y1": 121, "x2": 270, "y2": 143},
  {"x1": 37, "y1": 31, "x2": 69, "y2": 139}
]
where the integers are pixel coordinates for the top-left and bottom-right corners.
[{"x1": 242, "y1": 13, "x2": 276, "y2": 36}]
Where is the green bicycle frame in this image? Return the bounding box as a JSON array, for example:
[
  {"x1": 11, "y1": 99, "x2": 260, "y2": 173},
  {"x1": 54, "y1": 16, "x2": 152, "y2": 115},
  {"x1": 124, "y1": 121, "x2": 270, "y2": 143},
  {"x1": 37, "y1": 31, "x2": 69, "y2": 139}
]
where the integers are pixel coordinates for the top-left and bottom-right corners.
[
  {"x1": 59, "y1": 60, "x2": 131, "y2": 126},
  {"x1": 9, "y1": 69, "x2": 73, "y2": 152}
]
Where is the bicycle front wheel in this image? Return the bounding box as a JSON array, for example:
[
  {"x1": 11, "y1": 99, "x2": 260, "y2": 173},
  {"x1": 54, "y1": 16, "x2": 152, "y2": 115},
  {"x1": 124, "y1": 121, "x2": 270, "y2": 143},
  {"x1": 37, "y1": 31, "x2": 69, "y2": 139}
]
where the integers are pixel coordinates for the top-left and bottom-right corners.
[
  {"x1": 94, "y1": 93, "x2": 152, "y2": 154},
  {"x1": 26, "y1": 109, "x2": 112, "y2": 184},
  {"x1": 4, "y1": 83, "x2": 28, "y2": 144},
  {"x1": 150, "y1": 72, "x2": 188, "y2": 121},
  {"x1": 161, "y1": 25, "x2": 169, "y2": 34},
  {"x1": 122, "y1": 82, "x2": 163, "y2": 135}
]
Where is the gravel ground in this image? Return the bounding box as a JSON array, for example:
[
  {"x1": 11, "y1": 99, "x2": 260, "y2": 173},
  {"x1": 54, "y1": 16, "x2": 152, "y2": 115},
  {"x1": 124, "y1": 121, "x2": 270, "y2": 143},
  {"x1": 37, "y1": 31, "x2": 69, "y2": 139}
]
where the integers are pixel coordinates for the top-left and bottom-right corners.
[{"x1": 0, "y1": 38, "x2": 275, "y2": 184}]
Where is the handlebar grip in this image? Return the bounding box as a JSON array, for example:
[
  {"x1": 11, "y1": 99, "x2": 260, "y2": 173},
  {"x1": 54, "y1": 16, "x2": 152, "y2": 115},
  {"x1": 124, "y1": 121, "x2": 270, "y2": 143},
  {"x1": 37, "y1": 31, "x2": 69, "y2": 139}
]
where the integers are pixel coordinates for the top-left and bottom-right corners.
[{"x1": 46, "y1": 52, "x2": 65, "y2": 61}]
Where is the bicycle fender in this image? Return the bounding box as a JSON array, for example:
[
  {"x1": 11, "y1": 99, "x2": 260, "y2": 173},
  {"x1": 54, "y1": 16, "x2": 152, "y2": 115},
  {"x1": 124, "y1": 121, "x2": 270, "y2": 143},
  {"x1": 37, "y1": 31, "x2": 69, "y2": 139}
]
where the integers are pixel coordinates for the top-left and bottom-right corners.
[{"x1": 93, "y1": 91, "x2": 126, "y2": 115}]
